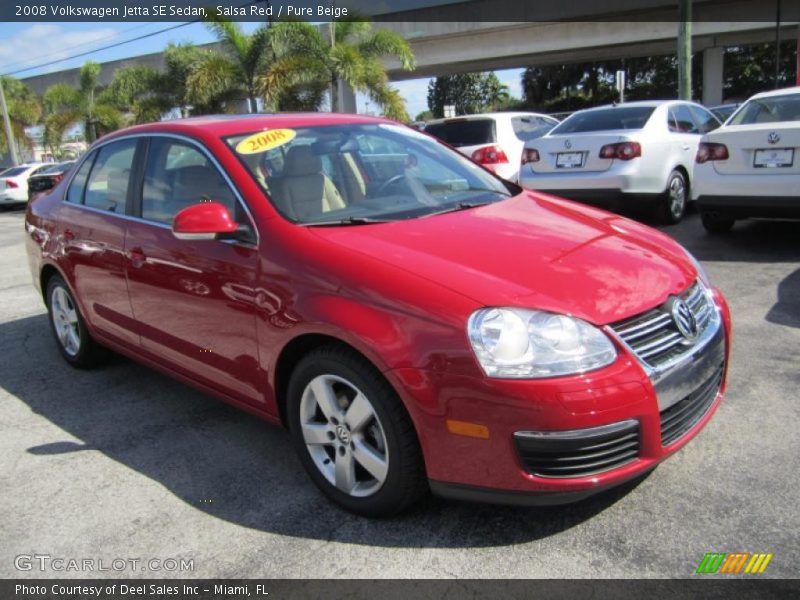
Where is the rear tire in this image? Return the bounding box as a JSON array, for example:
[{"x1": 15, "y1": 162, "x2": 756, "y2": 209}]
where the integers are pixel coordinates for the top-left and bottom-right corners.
[
  {"x1": 700, "y1": 210, "x2": 735, "y2": 233},
  {"x1": 46, "y1": 275, "x2": 107, "y2": 368},
  {"x1": 657, "y1": 170, "x2": 689, "y2": 224},
  {"x1": 287, "y1": 344, "x2": 427, "y2": 517}
]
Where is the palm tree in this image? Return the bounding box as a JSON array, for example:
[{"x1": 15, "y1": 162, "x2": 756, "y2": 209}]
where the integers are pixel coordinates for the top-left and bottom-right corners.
[
  {"x1": 0, "y1": 76, "x2": 41, "y2": 159},
  {"x1": 43, "y1": 61, "x2": 123, "y2": 145},
  {"x1": 266, "y1": 19, "x2": 415, "y2": 120},
  {"x1": 186, "y1": 17, "x2": 271, "y2": 113},
  {"x1": 481, "y1": 72, "x2": 510, "y2": 111},
  {"x1": 104, "y1": 65, "x2": 166, "y2": 124}
]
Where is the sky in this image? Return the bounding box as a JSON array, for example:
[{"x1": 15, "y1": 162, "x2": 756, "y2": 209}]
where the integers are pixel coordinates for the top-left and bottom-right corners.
[{"x1": 0, "y1": 21, "x2": 524, "y2": 119}]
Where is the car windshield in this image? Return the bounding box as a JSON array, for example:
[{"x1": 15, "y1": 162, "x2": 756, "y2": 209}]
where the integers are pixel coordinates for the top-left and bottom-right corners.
[
  {"x1": 550, "y1": 106, "x2": 656, "y2": 134},
  {"x1": 225, "y1": 123, "x2": 514, "y2": 225},
  {"x1": 728, "y1": 93, "x2": 800, "y2": 125},
  {"x1": 424, "y1": 119, "x2": 496, "y2": 147}
]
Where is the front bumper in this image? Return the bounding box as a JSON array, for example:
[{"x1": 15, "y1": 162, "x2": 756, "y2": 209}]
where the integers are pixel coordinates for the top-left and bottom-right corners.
[{"x1": 390, "y1": 287, "x2": 732, "y2": 505}]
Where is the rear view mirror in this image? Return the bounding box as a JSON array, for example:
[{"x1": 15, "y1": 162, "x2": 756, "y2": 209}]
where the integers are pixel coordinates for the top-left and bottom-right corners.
[{"x1": 172, "y1": 202, "x2": 238, "y2": 241}]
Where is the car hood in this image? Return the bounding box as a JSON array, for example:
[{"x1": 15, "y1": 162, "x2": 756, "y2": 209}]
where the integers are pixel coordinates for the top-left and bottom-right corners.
[{"x1": 310, "y1": 192, "x2": 696, "y2": 325}]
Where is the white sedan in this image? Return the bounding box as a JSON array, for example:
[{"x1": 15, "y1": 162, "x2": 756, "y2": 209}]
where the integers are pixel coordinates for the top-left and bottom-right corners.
[
  {"x1": 0, "y1": 163, "x2": 44, "y2": 206},
  {"x1": 693, "y1": 86, "x2": 800, "y2": 233},
  {"x1": 424, "y1": 112, "x2": 558, "y2": 182},
  {"x1": 518, "y1": 100, "x2": 721, "y2": 223}
]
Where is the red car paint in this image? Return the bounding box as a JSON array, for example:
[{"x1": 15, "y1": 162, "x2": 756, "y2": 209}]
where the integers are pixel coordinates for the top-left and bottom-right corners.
[{"x1": 25, "y1": 114, "x2": 731, "y2": 502}]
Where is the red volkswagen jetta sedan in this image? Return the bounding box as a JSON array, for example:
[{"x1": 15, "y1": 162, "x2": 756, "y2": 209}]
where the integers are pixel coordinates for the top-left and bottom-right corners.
[{"x1": 25, "y1": 114, "x2": 731, "y2": 516}]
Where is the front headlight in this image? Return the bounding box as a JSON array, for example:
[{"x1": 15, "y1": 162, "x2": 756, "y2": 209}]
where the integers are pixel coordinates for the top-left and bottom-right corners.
[{"x1": 467, "y1": 308, "x2": 617, "y2": 379}]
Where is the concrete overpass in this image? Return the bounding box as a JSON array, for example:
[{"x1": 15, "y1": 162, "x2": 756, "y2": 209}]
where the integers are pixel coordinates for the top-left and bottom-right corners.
[{"x1": 19, "y1": 0, "x2": 800, "y2": 109}]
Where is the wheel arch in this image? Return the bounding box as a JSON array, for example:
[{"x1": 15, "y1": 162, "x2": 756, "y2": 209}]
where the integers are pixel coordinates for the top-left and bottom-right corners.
[{"x1": 273, "y1": 333, "x2": 390, "y2": 429}]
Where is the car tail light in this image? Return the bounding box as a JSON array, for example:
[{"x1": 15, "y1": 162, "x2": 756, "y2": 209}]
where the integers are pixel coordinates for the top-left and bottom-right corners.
[
  {"x1": 696, "y1": 142, "x2": 729, "y2": 163},
  {"x1": 471, "y1": 145, "x2": 509, "y2": 165},
  {"x1": 599, "y1": 142, "x2": 641, "y2": 160},
  {"x1": 51, "y1": 173, "x2": 64, "y2": 184},
  {"x1": 5, "y1": 180, "x2": 18, "y2": 189},
  {"x1": 521, "y1": 148, "x2": 540, "y2": 165}
]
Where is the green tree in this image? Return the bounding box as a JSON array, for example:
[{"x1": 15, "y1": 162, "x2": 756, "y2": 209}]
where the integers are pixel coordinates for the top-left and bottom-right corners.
[
  {"x1": 724, "y1": 41, "x2": 798, "y2": 101},
  {"x1": 43, "y1": 61, "x2": 122, "y2": 145},
  {"x1": 480, "y1": 72, "x2": 510, "y2": 111},
  {"x1": 414, "y1": 109, "x2": 434, "y2": 121},
  {"x1": 268, "y1": 19, "x2": 415, "y2": 120},
  {"x1": 187, "y1": 17, "x2": 272, "y2": 113},
  {"x1": 427, "y1": 73, "x2": 486, "y2": 117},
  {"x1": 0, "y1": 76, "x2": 41, "y2": 158}
]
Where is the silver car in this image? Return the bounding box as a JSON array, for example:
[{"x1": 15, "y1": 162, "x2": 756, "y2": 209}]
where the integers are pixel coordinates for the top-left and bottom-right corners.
[{"x1": 518, "y1": 101, "x2": 721, "y2": 223}]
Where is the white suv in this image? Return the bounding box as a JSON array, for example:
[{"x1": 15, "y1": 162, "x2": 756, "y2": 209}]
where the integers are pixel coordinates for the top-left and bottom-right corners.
[
  {"x1": 518, "y1": 101, "x2": 721, "y2": 223},
  {"x1": 425, "y1": 112, "x2": 558, "y2": 182}
]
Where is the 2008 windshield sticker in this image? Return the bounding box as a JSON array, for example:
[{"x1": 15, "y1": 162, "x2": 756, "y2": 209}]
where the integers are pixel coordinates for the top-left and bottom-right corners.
[{"x1": 236, "y1": 129, "x2": 296, "y2": 154}]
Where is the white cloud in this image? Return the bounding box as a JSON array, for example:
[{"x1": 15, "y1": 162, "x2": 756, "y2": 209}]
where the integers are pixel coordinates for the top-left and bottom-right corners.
[{"x1": 0, "y1": 24, "x2": 118, "y2": 76}]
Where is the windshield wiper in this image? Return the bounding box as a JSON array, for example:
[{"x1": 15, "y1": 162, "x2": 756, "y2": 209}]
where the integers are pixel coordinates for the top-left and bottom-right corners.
[
  {"x1": 423, "y1": 200, "x2": 497, "y2": 218},
  {"x1": 306, "y1": 216, "x2": 393, "y2": 227},
  {"x1": 456, "y1": 187, "x2": 512, "y2": 198}
]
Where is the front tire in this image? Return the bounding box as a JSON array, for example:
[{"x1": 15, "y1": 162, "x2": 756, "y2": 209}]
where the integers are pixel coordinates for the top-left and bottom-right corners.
[
  {"x1": 46, "y1": 275, "x2": 106, "y2": 368},
  {"x1": 657, "y1": 169, "x2": 689, "y2": 224},
  {"x1": 287, "y1": 345, "x2": 427, "y2": 517}
]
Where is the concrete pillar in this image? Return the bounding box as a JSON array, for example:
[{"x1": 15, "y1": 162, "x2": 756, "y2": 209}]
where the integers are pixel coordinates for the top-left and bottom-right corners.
[
  {"x1": 337, "y1": 80, "x2": 357, "y2": 114},
  {"x1": 702, "y1": 46, "x2": 724, "y2": 106}
]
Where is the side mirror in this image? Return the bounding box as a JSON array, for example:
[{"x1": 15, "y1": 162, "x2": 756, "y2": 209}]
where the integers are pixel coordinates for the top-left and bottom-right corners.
[{"x1": 172, "y1": 202, "x2": 238, "y2": 241}]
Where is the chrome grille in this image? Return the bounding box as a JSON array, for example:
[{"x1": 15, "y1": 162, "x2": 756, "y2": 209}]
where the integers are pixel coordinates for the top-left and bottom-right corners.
[{"x1": 610, "y1": 282, "x2": 715, "y2": 368}]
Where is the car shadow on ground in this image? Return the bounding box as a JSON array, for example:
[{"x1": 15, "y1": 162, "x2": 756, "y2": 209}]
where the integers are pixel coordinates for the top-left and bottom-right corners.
[
  {"x1": 1, "y1": 313, "x2": 650, "y2": 549},
  {"x1": 655, "y1": 213, "x2": 800, "y2": 263},
  {"x1": 765, "y1": 267, "x2": 800, "y2": 329}
]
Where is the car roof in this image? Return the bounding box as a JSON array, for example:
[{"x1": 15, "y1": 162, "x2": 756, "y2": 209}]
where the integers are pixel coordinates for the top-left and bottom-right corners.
[
  {"x1": 99, "y1": 112, "x2": 396, "y2": 143},
  {"x1": 577, "y1": 100, "x2": 687, "y2": 112},
  {"x1": 747, "y1": 86, "x2": 800, "y2": 100},
  {"x1": 427, "y1": 111, "x2": 555, "y2": 125}
]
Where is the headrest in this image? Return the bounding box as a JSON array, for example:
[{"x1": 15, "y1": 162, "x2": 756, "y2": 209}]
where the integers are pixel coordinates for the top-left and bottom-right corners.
[{"x1": 283, "y1": 145, "x2": 322, "y2": 177}]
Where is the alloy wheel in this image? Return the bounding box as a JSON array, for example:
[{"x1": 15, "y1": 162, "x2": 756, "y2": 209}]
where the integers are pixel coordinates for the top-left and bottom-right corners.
[
  {"x1": 668, "y1": 174, "x2": 687, "y2": 219},
  {"x1": 299, "y1": 374, "x2": 389, "y2": 498},
  {"x1": 50, "y1": 286, "x2": 81, "y2": 357}
]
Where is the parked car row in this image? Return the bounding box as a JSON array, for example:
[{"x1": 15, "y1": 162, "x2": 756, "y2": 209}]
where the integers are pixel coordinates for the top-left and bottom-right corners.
[
  {"x1": 424, "y1": 87, "x2": 799, "y2": 232},
  {"x1": 0, "y1": 161, "x2": 75, "y2": 208}
]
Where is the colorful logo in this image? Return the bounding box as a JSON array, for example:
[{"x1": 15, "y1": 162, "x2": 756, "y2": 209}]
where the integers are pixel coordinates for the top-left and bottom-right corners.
[{"x1": 696, "y1": 552, "x2": 773, "y2": 574}]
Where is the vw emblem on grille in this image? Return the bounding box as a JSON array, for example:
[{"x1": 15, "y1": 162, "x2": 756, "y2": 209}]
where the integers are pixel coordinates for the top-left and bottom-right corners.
[
  {"x1": 767, "y1": 131, "x2": 781, "y2": 145},
  {"x1": 669, "y1": 298, "x2": 699, "y2": 342},
  {"x1": 564, "y1": 139, "x2": 572, "y2": 149}
]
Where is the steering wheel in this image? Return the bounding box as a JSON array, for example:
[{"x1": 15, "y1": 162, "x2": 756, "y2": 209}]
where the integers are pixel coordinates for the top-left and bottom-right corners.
[{"x1": 376, "y1": 174, "x2": 407, "y2": 195}]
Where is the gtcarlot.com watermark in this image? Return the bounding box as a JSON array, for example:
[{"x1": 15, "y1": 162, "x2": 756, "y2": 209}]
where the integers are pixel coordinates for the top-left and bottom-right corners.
[{"x1": 14, "y1": 554, "x2": 194, "y2": 573}]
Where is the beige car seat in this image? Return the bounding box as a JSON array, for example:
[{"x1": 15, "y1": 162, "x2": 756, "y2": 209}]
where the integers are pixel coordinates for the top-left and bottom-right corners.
[{"x1": 271, "y1": 146, "x2": 346, "y2": 221}]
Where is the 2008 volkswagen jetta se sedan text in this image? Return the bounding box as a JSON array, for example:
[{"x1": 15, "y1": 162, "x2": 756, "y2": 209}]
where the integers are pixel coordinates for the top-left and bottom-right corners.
[{"x1": 24, "y1": 114, "x2": 731, "y2": 517}]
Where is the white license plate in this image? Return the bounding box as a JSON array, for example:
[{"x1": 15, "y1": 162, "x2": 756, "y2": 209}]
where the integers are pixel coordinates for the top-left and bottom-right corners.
[
  {"x1": 753, "y1": 148, "x2": 794, "y2": 168},
  {"x1": 556, "y1": 152, "x2": 584, "y2": 168}
]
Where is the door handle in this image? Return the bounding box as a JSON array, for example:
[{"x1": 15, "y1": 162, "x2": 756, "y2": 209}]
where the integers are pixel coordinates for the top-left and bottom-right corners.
[
  {"x1": 681, "y1": 144, "x2": 691, "y2": 151},
  {"x1": 129, "y1": 247, "x2": 146, "y2": 268}
]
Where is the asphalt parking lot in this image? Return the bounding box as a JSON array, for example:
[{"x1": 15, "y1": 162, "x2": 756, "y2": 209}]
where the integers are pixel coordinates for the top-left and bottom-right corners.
[{"x1": 1, "y1": 205, "x2": 798, "y2": 579}]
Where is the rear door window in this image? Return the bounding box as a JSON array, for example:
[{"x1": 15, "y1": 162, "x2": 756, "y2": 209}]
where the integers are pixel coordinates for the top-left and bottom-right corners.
[
  {"x1": 83, "y1": 139, "x2": 137, "y2": 213},
  {"x1": 669, "y1": 105, "x2": 700, "y2": 134},
  {"x1": 688, "y1": 106, "x2": 721, "y2": 134},
  {"x1": 66, "y1": 154, "x2": 96, "y2": 204},
  {"x1": 425, "y1": 119, "x2": 496, "y2": 147}
]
